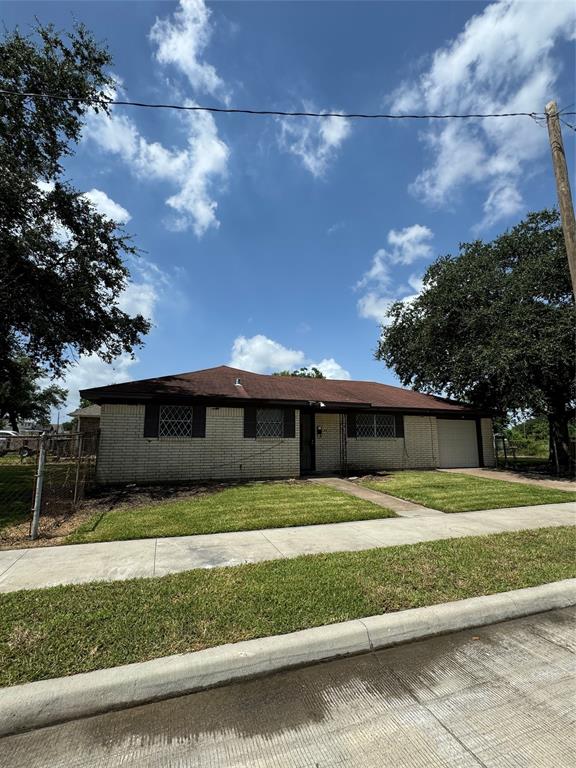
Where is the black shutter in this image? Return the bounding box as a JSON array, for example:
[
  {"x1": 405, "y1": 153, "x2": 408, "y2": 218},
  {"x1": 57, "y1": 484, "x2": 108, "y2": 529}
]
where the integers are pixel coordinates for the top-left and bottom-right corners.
[
  {"x1": 347, "y1": 412, "x2": 357, "y2": 438},
  {"x1": 192, "y1": 405, "x2": 206, "y2": 438},
  {"x1": 143, "y1": 403, "x2": 160, "y2": 437},
  {"x1": 244, "y1": 406, "x2": 257, "y2": 438},
  {"x1": 283, "y1": 408, "x2": 295, "y2": 438},
  {"x1": 394, "y1": 414, "x2": 405, "y2": 438}
]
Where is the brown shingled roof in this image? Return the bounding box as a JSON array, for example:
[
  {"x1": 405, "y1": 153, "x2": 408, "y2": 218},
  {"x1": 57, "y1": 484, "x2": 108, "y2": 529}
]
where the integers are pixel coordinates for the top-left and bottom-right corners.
[{"x1": 81, "y1": 365, "x2": 479, "y2": 414}]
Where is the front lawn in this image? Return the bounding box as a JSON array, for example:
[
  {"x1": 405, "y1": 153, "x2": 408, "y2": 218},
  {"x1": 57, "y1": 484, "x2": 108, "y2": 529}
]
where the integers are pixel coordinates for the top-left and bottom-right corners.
[
  {"x1": 1, "y1": 525, "x2": 573, "y2": 687},
  {"x1": 0, "y1": 461, "x2": 35, "y2": 531},
  {"x1": 360, "y1": 470, "x2": 576, "y2": 512},
  {"x1": 67, "y1": 481, "x2": 395, "y2": 544}
]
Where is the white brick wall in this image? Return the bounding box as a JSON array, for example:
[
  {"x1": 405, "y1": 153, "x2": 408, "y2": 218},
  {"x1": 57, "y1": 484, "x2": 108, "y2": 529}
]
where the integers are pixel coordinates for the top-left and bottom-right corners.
[
  {"x1": 97, "y1": 404, "x2": 300, "y2": 484},
  {"x1": 314, "y1": 413, "x2": 439, "y2": 472},
  {"x1": 97, "y1": 405, "x2": 491, "y2": 483},
  {"x1": 481, "y1": 418, "x2": 496, "y2": 467}
]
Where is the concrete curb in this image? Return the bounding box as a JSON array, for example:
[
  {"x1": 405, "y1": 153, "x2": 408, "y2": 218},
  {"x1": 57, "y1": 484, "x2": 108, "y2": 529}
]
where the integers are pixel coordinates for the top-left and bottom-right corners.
[{"x1": 1, "y1": 579, "x2": 575, "y2": 737}]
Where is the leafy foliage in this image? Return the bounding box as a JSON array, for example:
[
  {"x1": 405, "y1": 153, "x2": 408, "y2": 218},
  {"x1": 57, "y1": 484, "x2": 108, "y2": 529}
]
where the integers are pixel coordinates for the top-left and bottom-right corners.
[
  {"x1": 0, "y1": 356, "x2": 66, "y2": 429},
  {"x1": 0, "y1": 22, "x2": 150, "y2": 381},
  {"x1": 273, "y1": 367, "x2": 326, "y2": 378},
  {"x1": 377, "y1": 210, "x2": 575, "y2": 466}
]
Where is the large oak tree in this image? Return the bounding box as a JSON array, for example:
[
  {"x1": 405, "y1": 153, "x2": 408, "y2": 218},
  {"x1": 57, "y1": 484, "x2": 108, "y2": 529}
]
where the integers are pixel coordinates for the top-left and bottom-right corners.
[
  {"x1": 377, "y1": 210, "x2": 575, "y2": 469},
  {"x1": 0, "y1": 23, "x2": 150, "y2": 388}
]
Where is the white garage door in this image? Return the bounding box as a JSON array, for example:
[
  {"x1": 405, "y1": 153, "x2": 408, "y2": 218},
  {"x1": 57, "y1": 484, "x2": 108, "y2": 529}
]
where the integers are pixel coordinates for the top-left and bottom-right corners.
[{"x1": 437, "y1": 419, "x2": 479, "y2": 468}]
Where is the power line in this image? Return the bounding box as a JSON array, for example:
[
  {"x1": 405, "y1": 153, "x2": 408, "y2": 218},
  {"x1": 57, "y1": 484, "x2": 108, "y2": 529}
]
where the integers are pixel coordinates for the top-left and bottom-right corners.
[
  {"x1": 2, "y1": 88, "x2": 573, "y2": 122},
  {"x1": 560, "y1": 118, "x2": 576, "y2": 133}
]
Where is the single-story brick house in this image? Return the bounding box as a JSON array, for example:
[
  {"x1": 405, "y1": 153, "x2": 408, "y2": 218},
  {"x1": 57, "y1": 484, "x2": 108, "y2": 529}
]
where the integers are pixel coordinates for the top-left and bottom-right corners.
[{"x1": 81, "y1": 365, "x2": 495, "y2": 485}]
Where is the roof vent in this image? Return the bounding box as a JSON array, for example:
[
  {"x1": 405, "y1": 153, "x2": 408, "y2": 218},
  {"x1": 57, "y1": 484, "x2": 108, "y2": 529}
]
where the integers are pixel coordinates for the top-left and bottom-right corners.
[{"x1": 234, "y1": 377, "x2": 242, "y2": 386}]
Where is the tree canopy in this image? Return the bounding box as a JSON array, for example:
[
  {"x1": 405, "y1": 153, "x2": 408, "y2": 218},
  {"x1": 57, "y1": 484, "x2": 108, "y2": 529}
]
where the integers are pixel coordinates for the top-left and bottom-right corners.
[
  {"x1": 0, "y1": 22, "x2": 150, "y2": 384},
  {"x1": 0, "y1": 356, "x2": 67, "y2": 430},
  {"x1": 377, "y1": 210, "x2": 575, "y2": 467},
  {"x1": 273, "y1": 367, "x2": 326, "y2": 378}
]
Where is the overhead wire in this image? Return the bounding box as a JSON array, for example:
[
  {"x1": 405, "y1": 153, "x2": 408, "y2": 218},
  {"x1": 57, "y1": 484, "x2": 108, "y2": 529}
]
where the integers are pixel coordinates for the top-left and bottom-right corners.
[{"x1": 2, "y1": 88, "x2": 574, "y2": 123}]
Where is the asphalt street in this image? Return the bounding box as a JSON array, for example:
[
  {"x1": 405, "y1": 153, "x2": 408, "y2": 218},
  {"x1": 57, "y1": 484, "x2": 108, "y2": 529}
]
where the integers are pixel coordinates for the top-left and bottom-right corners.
[{"x1": 1, "y1": 607, "x2": 574, "y2": 767}]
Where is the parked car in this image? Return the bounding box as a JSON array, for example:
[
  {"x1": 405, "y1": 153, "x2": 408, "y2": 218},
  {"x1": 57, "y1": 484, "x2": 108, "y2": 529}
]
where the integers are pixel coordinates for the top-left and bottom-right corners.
[
  {"x1": 0, "y1": 430, "x2": 19, "y2": 456},
  {"x1": 0, "y1": 430, "x2": 37, "y2": 458}
]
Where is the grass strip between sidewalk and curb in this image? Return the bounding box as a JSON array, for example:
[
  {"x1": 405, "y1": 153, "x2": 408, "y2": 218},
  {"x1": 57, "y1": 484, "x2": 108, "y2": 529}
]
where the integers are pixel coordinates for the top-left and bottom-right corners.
[
  {"x1": 66, "y1": 481, "x2": 396, "y2": 544},
  {"x1": 1, "y1": 525, "x2": 574, "y2": 687},
  {"x1": 359, "y1": 470, "x2": 576, "y2": 512}
]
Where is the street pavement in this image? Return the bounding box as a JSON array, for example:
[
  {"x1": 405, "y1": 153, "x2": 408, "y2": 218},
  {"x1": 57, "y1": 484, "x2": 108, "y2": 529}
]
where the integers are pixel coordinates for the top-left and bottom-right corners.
[
  {"x1": 1, "y1": 607, "x2": 574, "y2": 767},
  {"x1": 0, "y1": 501, "x2": 574, "y2": 592}
]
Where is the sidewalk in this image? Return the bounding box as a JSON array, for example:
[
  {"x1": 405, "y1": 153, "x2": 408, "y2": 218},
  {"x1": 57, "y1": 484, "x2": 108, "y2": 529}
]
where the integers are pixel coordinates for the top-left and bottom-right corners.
[{"x1": 0, "y1": 502, "x2": 573, "y2": 593}]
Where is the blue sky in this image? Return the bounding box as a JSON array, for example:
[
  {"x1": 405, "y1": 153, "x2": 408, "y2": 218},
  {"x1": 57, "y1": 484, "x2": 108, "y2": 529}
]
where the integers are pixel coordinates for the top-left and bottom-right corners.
[{"x1": 4, "y1": 0, "x2": 576, "y2": 411}]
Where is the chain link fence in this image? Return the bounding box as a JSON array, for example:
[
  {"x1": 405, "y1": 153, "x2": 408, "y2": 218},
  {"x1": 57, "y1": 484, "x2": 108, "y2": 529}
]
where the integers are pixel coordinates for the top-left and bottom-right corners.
[{"x1": 0, "y1": 431, "x2": 99, "y2": 540}]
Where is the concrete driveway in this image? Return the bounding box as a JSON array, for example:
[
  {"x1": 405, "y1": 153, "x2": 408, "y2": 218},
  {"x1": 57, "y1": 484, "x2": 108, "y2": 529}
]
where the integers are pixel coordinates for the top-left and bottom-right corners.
[
  {"x1": 1, "y1": 607, "x2": 574, "y2": 767},
  {"x1": 0, "y1": 502, "x2": 574, "y2": 592}
]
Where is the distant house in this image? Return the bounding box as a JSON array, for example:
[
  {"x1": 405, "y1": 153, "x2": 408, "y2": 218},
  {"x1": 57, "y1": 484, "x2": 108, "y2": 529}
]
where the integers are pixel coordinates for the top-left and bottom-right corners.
[
  {"x1": 68, "y1": 404, "x2": 101, "y2": 433},
  {"x1": 81, "y1": 365, "x2": 495, "y2": 485}
]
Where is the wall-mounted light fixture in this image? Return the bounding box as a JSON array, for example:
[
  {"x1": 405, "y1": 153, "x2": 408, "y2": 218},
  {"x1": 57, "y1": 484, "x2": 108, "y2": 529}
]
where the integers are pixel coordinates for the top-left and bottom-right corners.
[{"x1": 317, "y1": 425, "x2": 323, "y2": 436}]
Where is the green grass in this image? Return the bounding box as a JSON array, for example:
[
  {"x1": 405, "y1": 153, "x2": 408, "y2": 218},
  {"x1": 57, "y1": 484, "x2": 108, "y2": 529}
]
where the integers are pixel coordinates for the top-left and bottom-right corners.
[
  {"x1": 0, "y1": 460, "x2": 78, "y2": 533},
  {"x1": 67, "y1": 482, "x2": 396, "y2": 544},
  {"x1": 0, "y1": 462, "x2": 35, "y2": 531},
  {"x1": 1, "y1": 526, "x2": 574, "y2": 687},
  {"x1": 360, "y1": 470, "x2": 576, "y2": 512}
]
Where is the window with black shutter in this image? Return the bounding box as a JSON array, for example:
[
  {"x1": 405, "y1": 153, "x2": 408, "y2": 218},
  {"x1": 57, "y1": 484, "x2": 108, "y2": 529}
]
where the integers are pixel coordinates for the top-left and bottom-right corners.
[
  {"x1": 145, "y1": 405, "x2": 206, "y2": 438},
  {"x1": 244, "y1": 407, "x2": 296, "y2": 438},
  {"x1": 349, "y1": 413, "x2": 404, "y2": 439}
]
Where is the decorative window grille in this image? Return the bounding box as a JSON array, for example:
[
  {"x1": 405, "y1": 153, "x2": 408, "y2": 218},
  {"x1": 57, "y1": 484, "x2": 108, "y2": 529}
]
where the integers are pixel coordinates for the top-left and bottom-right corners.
[
  {"x1": 356, "y1": 413, "x2": 396, "y2": 439},
  {"x1": 256, "y1": 408, "x2": 284, "y2": 438},
  {"x1": 159, "y1": 405, "x2": 194, "y2": 437}
]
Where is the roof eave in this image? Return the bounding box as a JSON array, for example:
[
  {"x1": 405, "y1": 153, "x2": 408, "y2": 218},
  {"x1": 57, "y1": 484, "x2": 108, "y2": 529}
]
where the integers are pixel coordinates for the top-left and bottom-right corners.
[{"x1": 80, "y1": 389, "x2": 487, "y2": 416}]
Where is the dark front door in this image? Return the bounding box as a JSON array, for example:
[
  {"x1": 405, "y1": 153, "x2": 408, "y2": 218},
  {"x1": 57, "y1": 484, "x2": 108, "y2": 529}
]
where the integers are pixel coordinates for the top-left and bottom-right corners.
[{"x1": 300, "y1": 412, "x2": 315, "y2": 473}]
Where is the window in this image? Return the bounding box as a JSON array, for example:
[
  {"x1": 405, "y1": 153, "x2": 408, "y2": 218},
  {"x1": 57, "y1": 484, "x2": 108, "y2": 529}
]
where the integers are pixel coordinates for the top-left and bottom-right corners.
[
  {"x1": 356, "y1": 413, "x2": 396, "y2": 439},
  {"x1": 159, "y1": 405, "x2": 194, "y2": 437},
  {"x1": 256, "y1": 408, "x2": 284, "y2": 438}
]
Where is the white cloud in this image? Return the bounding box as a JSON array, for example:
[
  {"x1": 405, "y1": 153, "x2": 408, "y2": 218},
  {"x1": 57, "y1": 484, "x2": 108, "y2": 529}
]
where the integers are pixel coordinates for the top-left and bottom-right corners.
[
  {"x1": 326, "y1": 221, "x2": 345, "y2": 236},
  {"x1": 278, "y1": 109, "x2": 351, "y2": 177},
  {"x1": 120, "y1": 256, "x2": 172, "y2": 323},
  {"x1": 84, "y1": 0, "x2": 231, "y2": 237},
  {"x1": 357, "y1": 292, "x2": 395, "y2": 324},
  {"x1": 229, "y1": 334, "x2": 350, "y2": 379},
  {"x1": 83, "y1": 90, "x2": 229, "y2": 236},
  {"x1": 82, "y1": 189, "x2": 131, "y2": 223},
  {"x1": 386, "y1": 224, "x2": 433, "y2": 263},
  {"x1": 53, "y1": 353, "x2": 138, "y2": 416},
  {"x1": 118, "y1": 282, "x2": 158, "y2": 321},
  {"x1": 150, "y1": 0, "x2": 228, "y2": 102},
  {"x1": 356, "y1": 225, "x2": 432, "y2": 324},
  {"x1": 230, "y1": 335, "x2": 305, "y2": 373},
  {"x1": 313, "y1": 358, "x2": 351, "y2": 380},
  {"x1": 391, "y1": 0, "x2": 576, "y2": 228}
]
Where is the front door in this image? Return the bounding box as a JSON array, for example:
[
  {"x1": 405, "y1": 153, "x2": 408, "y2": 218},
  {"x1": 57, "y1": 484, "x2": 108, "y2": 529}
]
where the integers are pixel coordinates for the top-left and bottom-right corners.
[{"x1": 300, "y1": 412, "x2": 316, "y2": 473}]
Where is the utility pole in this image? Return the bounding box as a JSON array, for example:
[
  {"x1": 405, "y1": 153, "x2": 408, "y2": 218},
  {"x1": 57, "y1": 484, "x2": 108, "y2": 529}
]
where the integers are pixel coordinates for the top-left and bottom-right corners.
[{"x1": 545, "y1": 101, "x2": 576, "y2": 297}]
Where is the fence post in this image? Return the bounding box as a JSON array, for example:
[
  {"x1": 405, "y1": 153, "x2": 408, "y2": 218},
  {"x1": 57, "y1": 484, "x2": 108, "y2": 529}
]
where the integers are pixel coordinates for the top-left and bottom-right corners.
[
  {"x1": 73, "y1": 432, "x2": 83, "y2": 506},
  {"x1": 30, "y1": 435, "x2": 46, "y2": 540}
]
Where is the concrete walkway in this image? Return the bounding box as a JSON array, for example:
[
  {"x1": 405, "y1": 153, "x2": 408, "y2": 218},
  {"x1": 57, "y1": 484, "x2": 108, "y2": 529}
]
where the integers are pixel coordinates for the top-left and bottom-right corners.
[
  {"x1": 442, "y1": 466, "x2": 576, "y2": 492},
  {"x1": 308, "y1": 476, "x2": 443, "y2": 517},
  {"x1": 0, "y1": 502, "x2": 573, "y2": 593}
]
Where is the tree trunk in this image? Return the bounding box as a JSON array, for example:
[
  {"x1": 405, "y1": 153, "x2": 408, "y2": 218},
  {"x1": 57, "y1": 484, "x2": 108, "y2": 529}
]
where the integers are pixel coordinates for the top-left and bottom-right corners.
[
  {"x1": 547, "y1": 410, "x2": 573, "y2": 475},
  {"x1": 8, "y1": 411, "x2": 19, "y2": 432}
]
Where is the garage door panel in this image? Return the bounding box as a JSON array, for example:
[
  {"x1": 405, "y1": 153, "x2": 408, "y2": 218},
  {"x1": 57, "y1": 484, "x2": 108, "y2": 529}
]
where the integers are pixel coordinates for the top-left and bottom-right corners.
[{"x1": 437, "y1": 419, "x2": 479, "y2": 468}]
